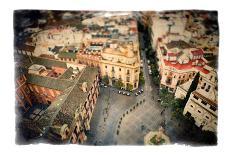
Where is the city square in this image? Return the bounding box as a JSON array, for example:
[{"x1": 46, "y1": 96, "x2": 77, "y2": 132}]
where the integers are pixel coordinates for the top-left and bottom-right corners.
[{"x1": 14, "y1": 10, "x2": 218, "y2": 145}]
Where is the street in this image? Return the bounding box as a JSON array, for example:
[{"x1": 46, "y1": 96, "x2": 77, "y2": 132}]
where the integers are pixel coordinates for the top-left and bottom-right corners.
[{"x1": 85, "y1": 32, "x2": 164, "y2": 145}]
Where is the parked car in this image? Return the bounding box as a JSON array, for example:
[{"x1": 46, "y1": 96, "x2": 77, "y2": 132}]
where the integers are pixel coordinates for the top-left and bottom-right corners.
[
  {"x1": 138, "y1": 91, "x2": 142, "y2": 94},
  {"x1": 140, "y1": 89, "x2": 144, "y2": 92},
  {"x1": 135, "y1": 93, "x2": 138, "y2": 96},
  {"x1": 126, "y1": 92, "x2": 130, "y2": 96},
  {"x1": 118, "y1": 91, "x2": 122, "y2": 94},
  {"x1": 122, "y1": 92, "x2": 126, "y2": 95},
  {"x1": 157, "y1": 98, "x2": 161, "y2": 102},
  {"x1": 104, "y1": 85, "x2": 107, "y2": 88}
]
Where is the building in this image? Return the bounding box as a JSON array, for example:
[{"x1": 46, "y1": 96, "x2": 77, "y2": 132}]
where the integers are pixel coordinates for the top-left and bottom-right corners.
[
  {"x1": 175, "y1": 65, "x2": 217, "y2": 99},
  {"x1": 14, "y1": 55, "x2": 79, "y2": 108},
  {"x1": 156, "y1": 39, "x2": 211, "y2": 92},
  {"x1": 18, "y1": 66, "x2": 100, "y2": 144},
  {"x1": 173, "y1": 56, "x2": 218, "y2": 133},
  {"x1": 15, "y1": 44, "x2": 35, "y2": 56},
  {"x1": 16, "y1": 13, "x2": 141, "y2": 91},
  {"x1": 183, "y1": 88, "x2": 217, "y2": 133},
  {"x1": 100, "y1": 41, "x2": 140, "y2": 90},
  {"x1": 174, "y1": 79, "x2": 193, "y2": 99},
  {"x1": 15, "y1": 67, "x2": 33, "y2": 113},
  {"x1": 150, "y1": 11, "x2": 191, "y2": 49}
]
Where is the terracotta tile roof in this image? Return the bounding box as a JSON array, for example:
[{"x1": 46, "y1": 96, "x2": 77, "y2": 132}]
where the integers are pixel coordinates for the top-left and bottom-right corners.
[
  {"x1": 164, "y1": 59, "x2": 209, "y2": 74},
  {"x1": 191, "y1": 49, "x2": 204, "y2": 55}
]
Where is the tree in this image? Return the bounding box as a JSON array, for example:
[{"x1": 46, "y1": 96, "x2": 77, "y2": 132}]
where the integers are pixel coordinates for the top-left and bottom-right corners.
[
  {"x1": 114, "y1": 79, "x2": 124, "y2": 89},
  {"x1": 127, "y1": 84, "x2": 133, "y2": 91},
  {"x1": 139, "y1": 71, "x2": 145, "y2": 86},
  {"x1": 153, "y1": 76, "x2": 160, "y2": 86},
  {"x1": 159, "y1": 88, "x2": 174, "y2": 107},
  {"x1": 183, "y1": 72, "x2": 200, "y2": 105},
  {"x1": 102, "y1": 75, "x2": 109, "y2": 85}
]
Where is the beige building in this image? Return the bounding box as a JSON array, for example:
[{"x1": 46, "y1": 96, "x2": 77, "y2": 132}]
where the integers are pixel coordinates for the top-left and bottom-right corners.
[
  {"x1": 175, "y1": 67, "x2": 217, "y2": 99},
  {"x1": 100, "y1": 41, "x2": 140, "y2": 90},
  {"x1": 183, "y1": 88, "x2": 217, "y2": 133}
]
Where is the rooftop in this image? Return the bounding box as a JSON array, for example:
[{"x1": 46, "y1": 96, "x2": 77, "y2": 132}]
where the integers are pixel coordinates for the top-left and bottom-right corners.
[
  {"x1": 25, "y1": 67, "x2": 99, "y2": 142},
  {"x1": 26, "y1": 73, "x2": 74, "y2": 91},
  {"x1": 163, "y1": 59, "x2": 209, "y2": 74},
  {"x1": 166, "y1": 40, "x2": 192, "y2": 49},
  {"x1": 58, "y1": 51, "x2": 77, "y2": 59},
  {"x1": 58, "y1": 67, "x2": 74, "y2": 80}
]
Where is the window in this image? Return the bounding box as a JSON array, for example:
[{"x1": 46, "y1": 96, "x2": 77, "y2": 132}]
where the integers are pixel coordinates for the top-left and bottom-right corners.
[
  {"x1": 197, "y1": 110, "x2": 202, "y2": 113},
  {"x1": 205, "y1": 116, "x2": 209, "y2": 119},
  {"x1": 193, "y1": 95, "x2": 199, "y2": 100},
  {"x1": 210, "y1": 106, "x2": 216, "y2": 112},
  {"x1": 119, "y1": 68, "x2": 121, "y2": 71},
  {"x1": 206, "y1": 85, "x2": 211, "y2": 92},
  {"x1": 174, "y1": 75, "x2": 176, "y2": 78},
  {"x1": 105, "y1": 65, "x2": 107, "y2": 69},
  {"x1": 190, "y1": 105, "x2": 194, "y2": 108},
  {"x1": 127, "y1": 70, "x2": 130, "y2": 74},
  {"x1": 126, "y1": 77, "x2": 130, "y2": 82},
  {"x1": 201, "y1": 100, "x2": 207, "y2": 106},
  {"x1": 210, "y1": 76, "x2": 213, "y2": 80}
]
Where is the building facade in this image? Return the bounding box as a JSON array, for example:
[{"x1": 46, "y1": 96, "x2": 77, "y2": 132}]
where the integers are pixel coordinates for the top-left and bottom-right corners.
[
  {"x1": 100, "y1": 42, "x2": 140, "y2": 90},
  {"x1": 183, "y1": 89, "x2": 217, "y2": 133}
]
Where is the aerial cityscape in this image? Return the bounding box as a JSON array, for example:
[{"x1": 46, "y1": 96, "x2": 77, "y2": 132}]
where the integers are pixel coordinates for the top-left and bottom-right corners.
[{"x1": 14, "y1": 10, "x2": 219, "y2": 145}]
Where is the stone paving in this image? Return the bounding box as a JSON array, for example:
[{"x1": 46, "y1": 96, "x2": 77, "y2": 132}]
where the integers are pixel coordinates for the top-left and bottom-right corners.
[{"x1": 116, "y1": 101, "x2": 164, "y2": 145}]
